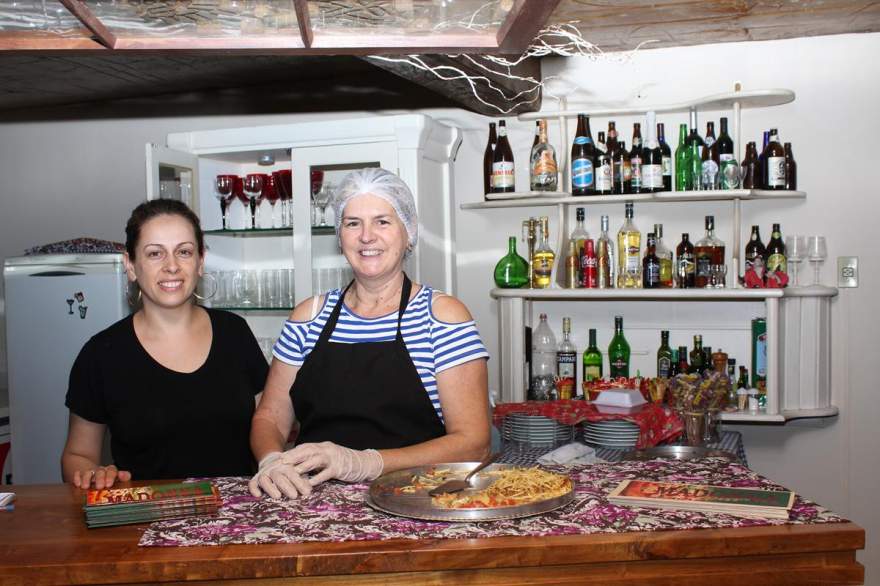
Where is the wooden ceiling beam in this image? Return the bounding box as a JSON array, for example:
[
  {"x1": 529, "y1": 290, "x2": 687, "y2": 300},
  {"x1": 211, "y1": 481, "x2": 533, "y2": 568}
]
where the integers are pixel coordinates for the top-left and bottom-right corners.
[
  {"x1": 293, "y1": 0, "x2": 313, "y2": 48},
  {"x1": 57, "y1": 0, "x2": 116, "y2": 49},
  {"x1": 498, "y1": 0, "x2": 564, "y2": 52}
]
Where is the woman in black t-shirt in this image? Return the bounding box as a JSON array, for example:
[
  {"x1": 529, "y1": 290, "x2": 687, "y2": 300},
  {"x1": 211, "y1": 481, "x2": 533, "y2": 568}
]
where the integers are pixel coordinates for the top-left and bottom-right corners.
[{"x1": 61, "y1": 199, "x2": 268, "y2": 488}]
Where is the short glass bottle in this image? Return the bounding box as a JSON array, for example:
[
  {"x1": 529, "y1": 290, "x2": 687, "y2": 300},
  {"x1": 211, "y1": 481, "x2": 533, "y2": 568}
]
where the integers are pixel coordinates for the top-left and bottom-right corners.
[{"x1": 493, "y1": 236, "x2": 529, "y2": 288}]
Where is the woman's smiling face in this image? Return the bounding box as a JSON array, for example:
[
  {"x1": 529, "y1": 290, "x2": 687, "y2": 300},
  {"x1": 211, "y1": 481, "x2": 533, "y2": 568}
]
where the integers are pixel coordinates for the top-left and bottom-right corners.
[{"x1": 338, "y1": 194, "x2": 409, "y2": 282}]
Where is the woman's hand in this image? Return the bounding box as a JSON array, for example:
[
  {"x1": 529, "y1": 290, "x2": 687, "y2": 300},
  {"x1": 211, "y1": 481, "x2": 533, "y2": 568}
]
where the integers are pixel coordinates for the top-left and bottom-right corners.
[
  {"x1": 71, "y1": 465, "x2": 131, "y2": 489},
  {"x1": 248, "y1": 451, "x2": 313, "y2": 499}
]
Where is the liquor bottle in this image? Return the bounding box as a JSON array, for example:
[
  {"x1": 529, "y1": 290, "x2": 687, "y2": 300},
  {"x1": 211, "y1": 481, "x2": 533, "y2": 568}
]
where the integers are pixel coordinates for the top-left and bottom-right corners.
[
  {"x1": 556, "y1": 317, "x2": 577, "y2": 399},
  {"x1": 670, "y1": 348, "x2": 680, "y2": 377},
  {"x1": 493, "y1": 236, "x2": 529, "y2": 288},
  {"x1": 581, "y1": 238, "x2": 598, "y2": 288},
  {"x1": 741, "y1": 141, "x2": 760, "y2": 189},
  {"x1": 657, "y1": 122, "x2": 673, "y2": 191},
  {"x1": 641, "y1": 113, "x2": 663, "y2": 193},
  {"x1": 711, "y1": 348, "x2": 728, "y2": 374},
  {"x1": 687, "y1": 111, "x2": 705, "y2": 191},
  {"x1": 491, "y1": 120, "x2": 515, "y2": 193},
  {"x1": 596, "y1": 214, "x2": 615, "y2": 289},
  {"x1": 716, "y1": 117, "x2": 738, "y2": 190},
  {"x1": 630, "y1": 123, "x2": 644, "y2": 193},
  {"x1": 564, "y1": 241, "x2": 579, "y2": 289},
  {"x1": 608, "y1": 316, "x2": 631, "y2": 378},
  {"x1": 613, "y1": 140, "x2": 632, "y2": 194},
  {"x1": 701, "y1": 121, "x2": 719, "y2": 189},
  {"x1": 758, "y1": 130, "x2": 771, "y2": 189},
  {"x1": 524, "y1": 217, "x2": 537, "y2": 286},
  {"x1": 595, "y1": 133, "x2": 613, "y2": 195},
  {"x1": 657, "y1": 330, "x2": 673, "y2": 378},
  {"x1": 694, "y1": 215, "x2": 725, "y2": 288},
  {"x1": 726, "y1": 358, "x2": 737, "y2": 407},
  {"x1": 689, "y1": 335, "x2": 705, "y2": 374},
  {"x1": 570, "y1": 207, "x2": 591, "y2": 263},
  {"x1": 762, "y1": 128, "x2": 785, "y2": 190},
  {"x1": 702, "y1": 346, "x2": 713, "y2": 375},
  {"x1": 675, "y1": 232, "x2": 696, "y2": 288},
  {"x1": 530, "y1": 119, "x2": 558, "y2": 191},
  {"x1": 642, "y1": 232, "x2": 661, "y2": 289},
  {"x1": 482, "y1": 122, "x2": 497, "y2": 197},
  {"x1": 532, "y1": 120, "x2": 541, "y2": 148},
  {"x1": 582, "y1": 328, "x2": 603, "y2": 383},
  {"x1": 530, "y1": 313, "x2": 557, "y2": 400},
  {"x1": 597, "y1": 131, "x2": 607, "y2": 154},
  {"x1": 784, "y1": 142, "x2": 797, "y2": 190},
  {"x1": 616, "y1": 202, "x2": 641, "y2": 288},
  {"x1": 766, "y1": 223, "x2": 787, "y2": 276},
  {"x1": 654, "y1": 223, "x2": 674, "y2": 288},
  {"x1": 532, "y1": 216, "x2": 555, "y2": 288},
  {"x1": 677, "y1": 345, "x2": 689, "y2": 375},
  {"x1": 744, "y1": 225, "x2": 767, "y2": 274},
  {"x1": 571, "y1": 114, "x2": 598, "y2": 196},
  {"x1": 674, "y1": 123, "x2": 690, "y2": 191}
]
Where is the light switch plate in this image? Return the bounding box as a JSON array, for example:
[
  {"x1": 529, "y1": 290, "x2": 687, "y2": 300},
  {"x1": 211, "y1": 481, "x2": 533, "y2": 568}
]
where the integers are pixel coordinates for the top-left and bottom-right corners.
[{"x1": 837, "y1": 256, "x2": 858, "y2": 287}]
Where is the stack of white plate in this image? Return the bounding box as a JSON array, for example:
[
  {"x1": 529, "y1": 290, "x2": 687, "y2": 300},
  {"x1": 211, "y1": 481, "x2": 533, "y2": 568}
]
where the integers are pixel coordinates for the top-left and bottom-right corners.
[
  {"x1": 582, "y1": 420, "x2": 640, "y2": 449},
  {"x1": 502, "y1": 414, "x2": 574, "y2": 448}
]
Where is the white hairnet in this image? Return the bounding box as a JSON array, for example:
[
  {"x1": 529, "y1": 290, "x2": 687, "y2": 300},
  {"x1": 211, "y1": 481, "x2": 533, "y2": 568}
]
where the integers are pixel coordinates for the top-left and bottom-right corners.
[{"x1": 332, "y1": 168, "x2": 417, "y2": 249}]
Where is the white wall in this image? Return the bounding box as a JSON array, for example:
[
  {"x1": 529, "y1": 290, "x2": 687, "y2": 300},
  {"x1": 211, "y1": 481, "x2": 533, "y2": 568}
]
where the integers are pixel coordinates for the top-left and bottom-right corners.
[{"x1": 0, "y1": 31, "x2": 877, "y2": 579}]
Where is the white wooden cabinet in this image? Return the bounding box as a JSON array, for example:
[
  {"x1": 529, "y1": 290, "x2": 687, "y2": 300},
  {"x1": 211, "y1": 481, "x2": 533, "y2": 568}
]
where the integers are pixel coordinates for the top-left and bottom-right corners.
[
  {"x1": 145, "y1": 114, "x2": 462, "y2": 305},
  {"x1": 463, "y1": 88, "x2": 838, "y2": 423}
]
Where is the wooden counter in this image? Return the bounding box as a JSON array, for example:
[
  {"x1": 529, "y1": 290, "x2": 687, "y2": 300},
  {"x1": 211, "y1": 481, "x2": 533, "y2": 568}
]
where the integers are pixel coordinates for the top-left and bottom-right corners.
[{"x1": 0, "y1": 483, "x2": 864, "y2": 585}]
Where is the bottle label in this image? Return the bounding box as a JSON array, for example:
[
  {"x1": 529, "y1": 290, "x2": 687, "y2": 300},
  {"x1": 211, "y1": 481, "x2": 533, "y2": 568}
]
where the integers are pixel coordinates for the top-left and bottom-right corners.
[
  {"x1": 533, "y1": 151, "x2": 558, "y2": 176},
  {"x1": 623, "y1": 160, "x2": 633, "y2": 182},
  {"x1": 756, "y1": 332, "x2": 767, "y2": 378},
  {"x1": 596, "y1": 162, "x2": 612, "y2": 190},
  {"x1": 662, "y1": 156, "x2": 672, "y2": 176},
  {"x1": 658, "y1": 357, "x2": 671, "y2": 378},
  {"x1": 645, "y1": 262, "x2": 660, "y2": 286},
  {"x1": 581, "y1": 255, "x2": 598, "y2": 288},
  {"x1": 701, "y1": 159, "x2": 719, "y2": 188},
  {"x1": 574, "y1": 136, "x2": 592, "y2": 145},
  {"x1": 610, "y1": 358, "x2": 628, "y2": 377},
  {"x1": 767, "y1": 253, "x2": 787, "y2": 274},
  {"x1": 696, "y1": 253, "x2": 712, "y2": 278},
  {"x1": 583, "y1": 364, "x2": 601, "y2": 382},
  {"x1": 626, "y1": 245, "x2": 640, "y2": 273},
  {"x1": 767, "y1": 156, "x2": 785, "y2": 187},
  {"x1": 642, "y1": 164, "x2": 662, "y2": 189},
  {"x1": 533, "y1": 257, "x2": 553, "y2": 287},
  {"x1": 719, "y1": 159, "x2": 740, "y2": 189},
  {"x1": 492, "y1": 161, "x2": 514, "y2": 188},
  {"x1": 572, "y1": 157, "x2": 594, "y2": 189},
  {"x1": 659, "y1": 258, "x2": 674, "y2": 285},
  {"x1": 719, "y1": 153, "x2": 735, "y2": 163}
]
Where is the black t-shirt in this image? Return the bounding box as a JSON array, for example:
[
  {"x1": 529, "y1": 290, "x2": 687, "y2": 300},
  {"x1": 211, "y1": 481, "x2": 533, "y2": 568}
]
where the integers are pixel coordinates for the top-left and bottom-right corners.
[{"x1": 65, "y1": 308, "x2": 268, "y2": 480}]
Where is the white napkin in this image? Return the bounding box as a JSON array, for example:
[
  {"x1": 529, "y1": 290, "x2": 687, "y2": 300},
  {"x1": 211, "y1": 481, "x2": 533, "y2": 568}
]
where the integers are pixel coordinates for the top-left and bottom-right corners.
[{"x1": 537, "y1": 442, "x2": 603, "y2": 466}]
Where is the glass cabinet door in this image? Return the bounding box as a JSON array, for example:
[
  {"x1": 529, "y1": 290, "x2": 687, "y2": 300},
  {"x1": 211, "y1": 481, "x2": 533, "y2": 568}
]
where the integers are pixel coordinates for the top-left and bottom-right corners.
[
  {"x1": 292, "y1": 142, "x2": 398, "y2": 303},
  {"x1": 144, "y1": 143, "x2": 200, "y2": 210}
]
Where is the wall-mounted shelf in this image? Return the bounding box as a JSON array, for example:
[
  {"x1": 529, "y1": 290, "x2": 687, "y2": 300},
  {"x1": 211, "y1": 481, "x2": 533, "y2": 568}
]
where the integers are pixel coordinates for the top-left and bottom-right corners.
[
  {"x1": 204, "y1": 226, "x2": 335, "y2": 237},
  {"x1": 491, "y1": 288, "x2": 783, "y2": 301},
  {"x1": 462, "y1": 190, "x2": 805, "y2": 210}
]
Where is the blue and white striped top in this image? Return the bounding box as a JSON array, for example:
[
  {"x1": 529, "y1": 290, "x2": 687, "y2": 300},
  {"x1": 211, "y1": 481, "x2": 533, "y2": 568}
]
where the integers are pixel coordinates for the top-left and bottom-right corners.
[{"x1": 272, "y1": 286, "x2": 489, "y2": 421}]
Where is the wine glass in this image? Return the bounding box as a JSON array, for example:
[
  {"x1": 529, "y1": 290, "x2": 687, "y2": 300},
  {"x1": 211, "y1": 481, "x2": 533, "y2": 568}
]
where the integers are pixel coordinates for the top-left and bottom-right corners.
[
  {"x1": 310, "y1": 170, "x2": 324, "y2": 226},
  {"x1": 807, "y1": 236, "x2": 827, "y2": 285},
  {"x1": 243, "y1": 174, "x2": 264, "y2": 229},
  {"x1": 215, "y1": 175, "x2": 235, "y2": 230},
  {"x1": 261, "y1": 173, "x2": 280, "y2": 228},
  {"x1": 232, "y1": 176, "x2": 249, "y2": 228},
  {"x1": 273, "y1": 169, "x2": 292, "y2": 227},
  {"x1": 785, "y1": 235, "x2": 806, "y2": 287},
  {"x1": 313, "y1": 183, "x2": 333, "y2": 227}
]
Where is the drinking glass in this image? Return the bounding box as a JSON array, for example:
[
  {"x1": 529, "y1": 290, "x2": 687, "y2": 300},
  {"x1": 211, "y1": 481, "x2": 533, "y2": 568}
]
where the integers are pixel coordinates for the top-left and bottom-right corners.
[
  {"x1": 273, "y1": 170, "x2": 292, "y2": 228},
  {"x1": 261, "y1": 174, "x2": 280, "y2": 228},
  {"x1": 310, "y1": 170, "x2": 324, "y2": 226},
  {"x1": 313, "y1": 184, "x2": 333, "y2": 227},
  {"x1": 235, "y1": 270, "x2": 259, "y2": 306},
  {"x1": 808, "y1": 236, "x2": 827, "y2": 285},
  {"x1": 785, "y1": 235, "x2": 807, "y2": 287},
  {"x1": 215, "y1": 175, "x2": 235, "y2": 230},
  {"x1": 243, "y1": 174, "x2": 264, "y2": 229}
]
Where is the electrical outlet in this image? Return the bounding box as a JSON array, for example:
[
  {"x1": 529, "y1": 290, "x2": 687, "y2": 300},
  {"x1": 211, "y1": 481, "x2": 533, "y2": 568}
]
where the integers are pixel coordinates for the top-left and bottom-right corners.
[{"x1": 837, "y1": 256, "x2": 858, "y2": 288}]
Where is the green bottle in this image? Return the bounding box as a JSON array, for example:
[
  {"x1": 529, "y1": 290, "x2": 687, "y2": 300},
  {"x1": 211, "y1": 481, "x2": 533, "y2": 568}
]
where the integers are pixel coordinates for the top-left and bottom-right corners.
[
  {"x1": 689, "y1": 335, "x2": 705, "y2": 374},
  {"x1": 608, "y1": 316, "x2": 630, "y2": 378},
  {"x1": 674, "y1": 123, "x2": 690, "y2": 191},
  {"x1": 582, "y1": 328, "x2": 603, "y2": 382},
  {"x1": 657, "y1": 330, "x2": 673, "y2": 378},
  {"x1": 493, "y1": 236, "x2": 529, "y2": 288}
]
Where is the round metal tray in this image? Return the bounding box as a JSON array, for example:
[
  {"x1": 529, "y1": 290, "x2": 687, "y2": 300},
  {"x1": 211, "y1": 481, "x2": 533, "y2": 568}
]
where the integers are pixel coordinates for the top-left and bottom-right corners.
[
  {"x1": 366, "y1": 462, "x2": 574, "y2": 522},
  {"x1": 621, "y1": 445, "x2": 740, "y2": 463}
]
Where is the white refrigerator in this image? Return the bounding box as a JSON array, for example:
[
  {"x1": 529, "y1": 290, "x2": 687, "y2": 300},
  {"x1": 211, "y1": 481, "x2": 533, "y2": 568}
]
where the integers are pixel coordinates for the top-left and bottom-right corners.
[{"x1": 3, "y1": 254, "x2": 129, "y2": 484}]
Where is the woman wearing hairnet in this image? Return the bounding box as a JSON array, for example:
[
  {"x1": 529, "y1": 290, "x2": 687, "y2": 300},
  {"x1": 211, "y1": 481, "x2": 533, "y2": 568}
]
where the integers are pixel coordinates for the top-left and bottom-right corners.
[{"x1": 249, "y1": 168, "x2": 490, "y2": 499}]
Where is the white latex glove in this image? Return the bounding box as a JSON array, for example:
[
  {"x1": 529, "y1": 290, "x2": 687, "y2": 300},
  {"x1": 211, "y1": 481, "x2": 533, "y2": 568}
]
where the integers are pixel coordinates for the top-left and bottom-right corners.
[
  {"x1": 248, "y1": 451, "x2": 313, "y2": 499},
  {"x1": 283, "y1": 441, "x2": 384, "y2": 487}
]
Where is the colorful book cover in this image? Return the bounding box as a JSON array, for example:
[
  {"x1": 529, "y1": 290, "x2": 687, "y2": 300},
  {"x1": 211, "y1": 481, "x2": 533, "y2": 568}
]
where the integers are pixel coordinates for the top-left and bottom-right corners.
[
  {"x1": 85, "y1": 481, "x2": 218, "y2": 507},
  {"x1": 608, "y1": 479, "x2": 795, "y2": 509}
]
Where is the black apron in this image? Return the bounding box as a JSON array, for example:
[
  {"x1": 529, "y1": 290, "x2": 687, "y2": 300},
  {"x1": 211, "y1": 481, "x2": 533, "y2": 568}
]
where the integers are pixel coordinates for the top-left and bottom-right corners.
[{"x1": 290, "y1": 274, "x2": 446, "y2": 450}]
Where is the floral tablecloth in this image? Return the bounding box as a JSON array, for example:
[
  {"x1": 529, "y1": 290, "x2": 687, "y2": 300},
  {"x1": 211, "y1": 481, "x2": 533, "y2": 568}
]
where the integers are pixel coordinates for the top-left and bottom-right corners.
[
  {"x1": 493, "y1": 400, "x2": 683, "y2": 449},
  {"x1": 139, "y1": 458, "x2": 845, "y2": 547}
]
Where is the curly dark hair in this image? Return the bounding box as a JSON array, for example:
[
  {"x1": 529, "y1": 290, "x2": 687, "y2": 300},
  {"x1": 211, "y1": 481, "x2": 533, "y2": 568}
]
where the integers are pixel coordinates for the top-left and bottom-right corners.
[{"x1": 125, "y1": 199, "x2": 205, "y2": 260}]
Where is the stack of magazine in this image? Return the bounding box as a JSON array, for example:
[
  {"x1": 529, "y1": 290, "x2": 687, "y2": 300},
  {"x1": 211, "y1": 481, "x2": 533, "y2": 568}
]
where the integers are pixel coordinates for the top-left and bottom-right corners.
[
  {"x1": 608, "y1": 479, "x2": 795, "y2": 519},
  {"x1": 83, "y1": 481, "x2": 221, "y2": 528}
]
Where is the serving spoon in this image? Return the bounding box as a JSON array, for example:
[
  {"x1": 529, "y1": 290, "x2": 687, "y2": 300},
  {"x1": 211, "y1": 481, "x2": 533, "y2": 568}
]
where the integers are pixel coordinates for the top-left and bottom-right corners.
[{"x1": 428, "y1": 452, "x2": 499, "y2": 496}]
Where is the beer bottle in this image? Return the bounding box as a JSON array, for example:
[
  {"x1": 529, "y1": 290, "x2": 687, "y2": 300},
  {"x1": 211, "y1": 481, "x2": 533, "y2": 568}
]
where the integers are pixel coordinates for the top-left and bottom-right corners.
[
  {"x1": 482, "y1": 122, "x2": 497, "y2": 197},
  {"x1": 762, "y1": 128, "x2": 786, "y2": 190},
  {"x1": 491, "y1": 120, "x2": 515, "y2": 193},
  {"x1": 597, "y1": 130, "x2": 607, "y2": 154},
  {"x1": 675, "y1": 233, "x2": 696, "y2": 288},
  {"x1": 758, "y1": 130, "x2": 771, "y2": 189},
  {"x1": 744, "y1": 225, "x2": 767, "y2": 274},
  {"x1": 658, "y1": 122, "x2": 673, "y2": 191},
  {"x1": 642, "y1": 232, "x2": 661, "y2": 289},
  {"x1": 766, "y1": 223, "x2": 787, "y2": 276},
  {"x1": 784, "y1": 142, "x2": 797, "y2": 190},
  {"x1": 741, "y1": 141, "x2": 760, "y2": 189},
  {"x1": 630, "y1": 123, "x2": 644, "y2": 193},
  {"x1": 571, "y1": 114, "x2": 597, "y2": 196}
]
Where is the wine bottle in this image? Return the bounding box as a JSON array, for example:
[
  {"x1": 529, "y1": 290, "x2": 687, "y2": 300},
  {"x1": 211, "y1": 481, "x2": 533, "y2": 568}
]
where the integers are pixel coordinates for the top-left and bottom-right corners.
[
  {"x1": 701, "y1": 120, "x2": 719, "y2": 189},
  {"x1": 613, "y1": 140, "x2": 632, "y2": 194},
  {"x1": 491, "y1": 120, "x2": 515, "y2": 193},
  {"x1": 608, "y1": 316, "x2": 630, "y2": 378},
  {"x1": 641, "y1": 112, "x2": 663, "y2": 193},
  {"x1": 483, "y1": 122, "x2": 497, "y2": 197},
  {"x1": 744, "y1": 225, "x2": 767, "y2": 274},
  {"x1": 766, "y1": 223, "x2": 787, "y2": 276},
  {"x1": 677, "y1": 345, "x2": 689, "y2": 375},
  {"x1": 630, "y1": 123, "x2": 644, "y2": 193},
  {"x1": 657, "y1": 330, "x2": 673, "y2": 378},
  {"x1": 689, "y1": 335, "x2": 705, "y2": 374},
  {"x1": 687, "y1": 111, "x2": 705, "y2": 191},
  {"x1": 716, "y1": 117, "x2": 738, "y2": 189},
  {"x1": 571, "y1": 114, "x2": 597, "y2": 196},
  {"x1": 658, "y1": 122, "x2": 673, "y2": 191},
  {"x1": 595, "y1": 132, "x2": 613, "y2": 195},
  {"x1": 582, "y1": 328, "x2": 603, "y2": 383},
  {"x1": 676, "y1": 233, "x2": 696, "y2": 288},
  {"x1": 493, "y1": 236, "x2": 529, "y2": 288}
]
